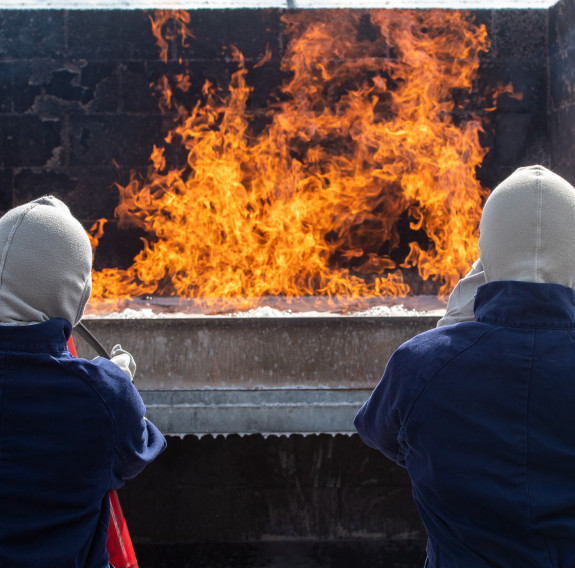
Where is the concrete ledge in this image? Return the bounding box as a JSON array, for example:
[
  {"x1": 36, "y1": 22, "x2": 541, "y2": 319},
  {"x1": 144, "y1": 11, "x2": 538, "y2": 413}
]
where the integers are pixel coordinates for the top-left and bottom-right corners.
[
  {"x1": 74, "y1": 315, "x2": 440, "y2": 390},
  {"x1": 141, "y1": 388, "x2": 372, "y2": 435}
]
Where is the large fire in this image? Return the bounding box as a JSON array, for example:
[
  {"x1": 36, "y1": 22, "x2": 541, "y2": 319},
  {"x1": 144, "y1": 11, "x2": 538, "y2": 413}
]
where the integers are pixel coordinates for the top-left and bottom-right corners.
[{"x1": 88, "y1": 9, "x2": 515, "y2": 313}]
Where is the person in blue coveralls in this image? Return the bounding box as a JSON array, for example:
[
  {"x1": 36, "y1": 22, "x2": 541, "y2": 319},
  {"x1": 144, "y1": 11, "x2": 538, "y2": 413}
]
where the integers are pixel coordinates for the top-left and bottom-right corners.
[
  {"x1": 0, "y1": 196, "x2": 167, "y2": 568},
  {"x1": 355, "y1": 165, "x2": 575, "y2": 568}
]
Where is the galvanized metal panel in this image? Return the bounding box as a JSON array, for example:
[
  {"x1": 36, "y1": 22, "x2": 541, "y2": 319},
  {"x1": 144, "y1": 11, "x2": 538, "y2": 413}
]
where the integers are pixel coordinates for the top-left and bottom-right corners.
[{"x1": 140, "y1": 388, "x2": 372, "y2": 435}]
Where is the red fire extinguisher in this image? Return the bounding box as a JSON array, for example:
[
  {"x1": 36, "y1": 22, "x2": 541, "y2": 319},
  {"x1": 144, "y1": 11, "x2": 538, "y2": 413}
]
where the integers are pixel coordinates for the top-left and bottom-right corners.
[{"x1": 68, "y1": 324, "x2": 139, "y2": 568}]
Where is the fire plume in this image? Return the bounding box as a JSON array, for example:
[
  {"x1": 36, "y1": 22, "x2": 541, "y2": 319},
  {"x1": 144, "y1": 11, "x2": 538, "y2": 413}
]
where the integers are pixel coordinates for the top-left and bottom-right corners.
[{"x1": 90, "y1": 9, "x2": 510, "y2": 313}]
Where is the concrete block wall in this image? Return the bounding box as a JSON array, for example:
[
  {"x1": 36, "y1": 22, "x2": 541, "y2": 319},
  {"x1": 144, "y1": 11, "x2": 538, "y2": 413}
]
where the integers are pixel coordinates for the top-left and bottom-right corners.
[
  {"x1": 549, "y1": 0, "x2": 575, "y2": 182},
  {"x1": 474, "y1": 8, "x2": 549, "y2": 189},
  {"x1": 0, "y1": 9, "x2": 284, "y2": 270}
]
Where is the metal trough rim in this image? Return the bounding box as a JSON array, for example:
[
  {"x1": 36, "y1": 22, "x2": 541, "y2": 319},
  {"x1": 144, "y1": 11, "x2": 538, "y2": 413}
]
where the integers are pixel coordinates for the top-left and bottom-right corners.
[{"x1": 141, "y1": 387, "x2": 372, "y2": 437}]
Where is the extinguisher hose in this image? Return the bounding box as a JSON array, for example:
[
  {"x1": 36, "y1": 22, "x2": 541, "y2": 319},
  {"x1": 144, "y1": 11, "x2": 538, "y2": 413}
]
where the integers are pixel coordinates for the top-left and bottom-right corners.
[{"x1": 75, "y1": 321, "x2": 110, "y2": 359}]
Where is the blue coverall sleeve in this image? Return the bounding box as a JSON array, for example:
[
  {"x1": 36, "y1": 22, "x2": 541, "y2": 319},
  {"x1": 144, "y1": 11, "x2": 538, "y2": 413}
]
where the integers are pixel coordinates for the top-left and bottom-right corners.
[
  {"x1": 112, "y1": 388, "x2": 166, "y2": 487},
  {"x1": 98, "y1": 361, "x2": 167, "y2": 488},
  {"x1": 354, "y1": 349, "x2": 411, "y2": 467}
]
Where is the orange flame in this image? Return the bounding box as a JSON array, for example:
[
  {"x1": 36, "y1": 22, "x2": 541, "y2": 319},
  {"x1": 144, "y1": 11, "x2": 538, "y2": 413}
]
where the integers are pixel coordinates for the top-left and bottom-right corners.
[
  {"x1": 89, "y1": 9, "x2": 513, "y2": 313},
  {"x1": 149, "y1": 9, "x2": 193, "y2": 64},
  {"x1": 88, "y1": 218, "x2": 107, "y2": 252}
]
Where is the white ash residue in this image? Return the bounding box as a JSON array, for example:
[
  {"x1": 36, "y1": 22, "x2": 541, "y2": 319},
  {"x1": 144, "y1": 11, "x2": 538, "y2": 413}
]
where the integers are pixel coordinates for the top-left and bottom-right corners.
[
  {"x1": 231, "y1": 306, "x2": 296, "y2": 318},
  {"x1": 232, "y1": 304, "x2": 445, "y2": 317},
  {"x1": 84, "y1": 293, "x2": 446, "y2": 318},
  {"x1": 349, "y1": 304, "x2": 443, "y2": 317},
  {"x1": 87, "y1": 308, "x2": 190, "y2": 319},
  {"x1": 86, "y1": 303, "x2": 445, "y2": 319}
]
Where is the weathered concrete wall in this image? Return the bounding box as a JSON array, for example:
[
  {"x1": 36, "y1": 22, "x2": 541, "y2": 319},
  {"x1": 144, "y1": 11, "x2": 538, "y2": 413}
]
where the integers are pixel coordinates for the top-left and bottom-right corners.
[
  {"x1": 549, "y1": 0, "x2": 575, "y2": 182},
  {"x1": 474, "y1": 8, "x2": 549, "y2": 189},
  {"x1": 74, "y1": 316, "x2": 439, "y2": 389},
  {"x1": 0, "y1": 9, "x2": 167, "y2": 269}
]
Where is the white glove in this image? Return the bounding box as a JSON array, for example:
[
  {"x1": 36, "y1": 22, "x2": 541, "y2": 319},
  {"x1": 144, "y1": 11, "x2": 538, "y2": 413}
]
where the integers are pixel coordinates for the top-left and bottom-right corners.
[{"x1": 110, "y1": 344, "x2": 136, "y2": 382}]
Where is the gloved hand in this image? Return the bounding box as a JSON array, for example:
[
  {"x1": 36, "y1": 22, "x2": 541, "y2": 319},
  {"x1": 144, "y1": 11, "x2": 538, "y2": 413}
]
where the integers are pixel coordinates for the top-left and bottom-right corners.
[{"x1": 110, "y1": 344, "x2": 136, "y2": 382}]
